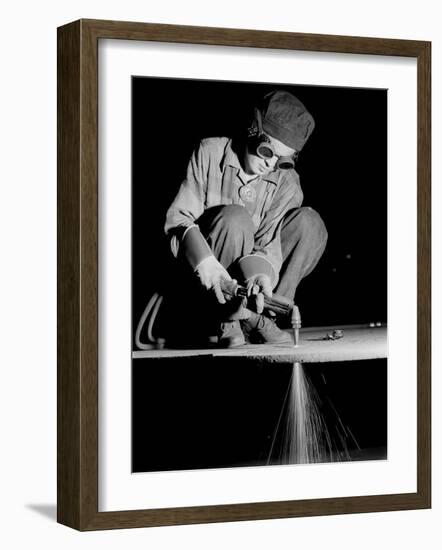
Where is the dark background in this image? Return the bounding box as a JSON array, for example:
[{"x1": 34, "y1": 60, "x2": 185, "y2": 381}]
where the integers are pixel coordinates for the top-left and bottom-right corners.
[
  {"x1": 131, "y1": 78, "x2": 387, "y2": 473},
  {"x1": 132, "y1": 358, "x2": 387, "y2": 472}
]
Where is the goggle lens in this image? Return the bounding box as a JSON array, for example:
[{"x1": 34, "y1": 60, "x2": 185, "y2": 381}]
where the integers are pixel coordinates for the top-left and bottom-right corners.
[
  {"x1": 277, "y1": 156, "x2": 295, "y2": 170},
  {"x1": 256, "y1": 142, "x2": 274, "y2": 159}
]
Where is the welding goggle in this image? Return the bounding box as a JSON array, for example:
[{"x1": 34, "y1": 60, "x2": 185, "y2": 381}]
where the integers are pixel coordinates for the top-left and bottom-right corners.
[{"x1": 248, "y1": 109, "x2": 298, "y2": 170}]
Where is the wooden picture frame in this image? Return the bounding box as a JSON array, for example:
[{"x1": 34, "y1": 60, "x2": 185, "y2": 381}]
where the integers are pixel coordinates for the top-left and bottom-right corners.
[{"x1": 57, "y1": 18, "x2": 431, "y2": 530}]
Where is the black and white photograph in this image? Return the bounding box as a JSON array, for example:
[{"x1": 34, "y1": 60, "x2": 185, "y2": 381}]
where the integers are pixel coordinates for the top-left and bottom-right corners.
[
  {"x1": 131, "y1": 78, "x2": 387, "y2": 472},
  {"x1": 2, "y1": 0, "x2": 435, "y2": 542}
]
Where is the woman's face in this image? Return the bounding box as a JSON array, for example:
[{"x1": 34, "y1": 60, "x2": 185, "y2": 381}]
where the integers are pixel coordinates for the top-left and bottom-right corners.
[{"x1": 243, "y1": 134, "x2": 296, "y2": 176}]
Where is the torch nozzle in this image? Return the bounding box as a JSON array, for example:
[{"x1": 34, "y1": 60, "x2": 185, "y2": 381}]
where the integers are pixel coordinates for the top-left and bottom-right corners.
[{"x1": 292, "y1": 305, "x2": 301, "y2": 347}]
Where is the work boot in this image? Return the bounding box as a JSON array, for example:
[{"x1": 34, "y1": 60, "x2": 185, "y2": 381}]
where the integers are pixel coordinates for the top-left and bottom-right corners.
[
  {"x1": 242, "y1": 313, "x2": 293, "y2": 345},
  {"x1": 218, "y1": 321, "x2": 246, "y2": 348}
]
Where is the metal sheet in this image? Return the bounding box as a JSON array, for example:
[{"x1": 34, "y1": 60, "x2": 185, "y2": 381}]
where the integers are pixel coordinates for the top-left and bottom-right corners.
[{"x1": 132, "y1": 324, "x2": 387, "y2": 364}]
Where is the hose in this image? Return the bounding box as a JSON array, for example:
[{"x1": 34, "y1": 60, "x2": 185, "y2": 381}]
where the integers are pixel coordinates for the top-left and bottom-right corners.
[{"x1": 134, "y1": 292, "x2": 165, "y2": 349}]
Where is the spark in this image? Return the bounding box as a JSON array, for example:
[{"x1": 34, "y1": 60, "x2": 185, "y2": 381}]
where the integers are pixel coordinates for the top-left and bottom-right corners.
[{"x1": 268, "y1": 362, "x2": 358, "y2": 465}]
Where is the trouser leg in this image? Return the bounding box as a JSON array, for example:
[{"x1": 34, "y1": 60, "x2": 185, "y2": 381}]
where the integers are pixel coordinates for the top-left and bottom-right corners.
[
  {"x1": 275, "y1": 207, "x2": 328, "y2": 300},
  {"x1": 197, "y1": 205, "x2": 256, "y2": 322},
  {"x1": 197, "y1": 204, "x2": 255, "y2": 269}
]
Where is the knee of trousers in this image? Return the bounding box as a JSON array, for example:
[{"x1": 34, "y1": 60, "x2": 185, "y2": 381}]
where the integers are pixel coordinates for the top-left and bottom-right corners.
[
  {"x1": 208, "y1": 204, "x2": 255, "y2": 235},
  {"x1": 284, "y1": 206, "x2": 328, "y2": 242}
]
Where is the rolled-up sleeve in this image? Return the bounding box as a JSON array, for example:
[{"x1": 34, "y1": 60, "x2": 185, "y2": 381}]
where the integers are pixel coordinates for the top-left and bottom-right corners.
[
  {"x1": 164, "y1": 141, "x2": 212, "y2": 261},
  {"x1": 165, "y1": 141, "x2": 208, "y2": 236},
  {"x1": 252, "y1": 173, "x2": 303, "y2": 285}
]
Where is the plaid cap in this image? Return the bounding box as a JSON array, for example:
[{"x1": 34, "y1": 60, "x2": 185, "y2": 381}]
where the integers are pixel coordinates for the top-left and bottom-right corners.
[{"x1": 257, "y1": 90, "x2": 315, "y2": 151}]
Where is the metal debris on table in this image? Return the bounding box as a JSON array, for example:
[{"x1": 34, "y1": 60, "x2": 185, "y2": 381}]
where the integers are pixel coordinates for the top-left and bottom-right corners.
[{"x1": 324, "y1": 329, "x2": 344, "y2": 341}]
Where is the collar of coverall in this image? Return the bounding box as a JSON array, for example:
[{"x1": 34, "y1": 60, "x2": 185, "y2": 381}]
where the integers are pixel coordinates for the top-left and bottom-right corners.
[{"x1": 221, "y1": 138, "x2": 280, "y2": 185}]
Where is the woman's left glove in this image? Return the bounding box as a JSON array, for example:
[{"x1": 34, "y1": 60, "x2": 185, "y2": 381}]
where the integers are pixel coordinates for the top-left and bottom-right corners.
[{"x1": 245, "y1": 274, "x2": 272, "y2": 314}]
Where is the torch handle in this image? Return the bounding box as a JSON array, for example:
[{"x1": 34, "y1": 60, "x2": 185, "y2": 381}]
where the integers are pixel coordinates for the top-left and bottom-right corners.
[{"x1": 221, "y1": 280, "x2": 293, "y2": 317}]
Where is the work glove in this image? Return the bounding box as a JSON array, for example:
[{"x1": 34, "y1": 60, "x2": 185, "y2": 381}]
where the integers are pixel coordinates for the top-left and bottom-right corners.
[
  {"x1": 246, "y1": 274, "x2": 273, "y2": 314},
  {"x1": 195, "y1": 255, "x2": 232, "y2": 305}
]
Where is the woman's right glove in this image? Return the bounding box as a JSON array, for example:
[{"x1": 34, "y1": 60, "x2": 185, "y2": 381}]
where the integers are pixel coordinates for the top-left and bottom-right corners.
[{"x1": 195, "y1": 255, "x2": 232, "y2": 305}]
